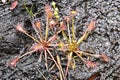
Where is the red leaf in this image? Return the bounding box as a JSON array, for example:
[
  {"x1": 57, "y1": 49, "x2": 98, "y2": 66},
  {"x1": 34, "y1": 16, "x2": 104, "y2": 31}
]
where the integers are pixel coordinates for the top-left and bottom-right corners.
[
  {"x1": 44, "y1": 4, "x2": 51, "y2": 13},
  {"x1": 64, "y1": 16, "x2": 70, "y2": 22},
  {"x1": 49, "y1": 20, "x2": 56, "y2": 28},
  {"x1": 86, "y1": 20, "x2": 95, "y2": 32},
  {"x1": 60, "y1": 22, "x2": 66, "y2": 30},
  {"x1": 44, "y1": 4, "x2": 53, "y2": 19},
  {"x1": 8, "y1": 57, "x2": 20, "y2": 67},
  {"x1": 34, "y1": 20, "x2": 41, "y2": 30},
  {"x1": 100, "y1": 54, "x2": 109, "y2": 62},
  {"x1": 10, "y1": 1, "x2": 18, "y2": 10},
  {"x1": 16, "y1": 23, "x2": 26, "y2": 33},
  {"x1": 86, "y1": 61, "x2": 97, "y2": 68}
]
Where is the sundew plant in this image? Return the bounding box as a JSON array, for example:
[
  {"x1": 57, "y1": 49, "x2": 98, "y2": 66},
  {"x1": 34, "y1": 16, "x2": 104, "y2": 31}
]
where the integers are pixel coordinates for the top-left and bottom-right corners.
[{"x1": 8, "y1": 2, "x2": 109, "y2": 80}]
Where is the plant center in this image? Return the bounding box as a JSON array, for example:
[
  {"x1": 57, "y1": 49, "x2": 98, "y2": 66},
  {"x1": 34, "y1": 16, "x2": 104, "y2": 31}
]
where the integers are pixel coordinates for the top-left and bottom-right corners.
[{"x1": 68, "y1": 41, "x2": 78, "y2": 52}]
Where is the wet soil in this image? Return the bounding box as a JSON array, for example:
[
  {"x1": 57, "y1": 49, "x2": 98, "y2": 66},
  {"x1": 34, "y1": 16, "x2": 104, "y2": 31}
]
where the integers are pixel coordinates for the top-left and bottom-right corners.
[{"x1": 0, "y1": 0, "x2": 120, "y2": 80}]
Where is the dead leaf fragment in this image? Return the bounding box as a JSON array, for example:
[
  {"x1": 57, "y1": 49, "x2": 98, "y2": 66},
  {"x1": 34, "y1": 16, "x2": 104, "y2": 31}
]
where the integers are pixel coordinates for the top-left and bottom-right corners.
[{"x1": 10, "y1": 1, "x2": 18, "y2": 10}]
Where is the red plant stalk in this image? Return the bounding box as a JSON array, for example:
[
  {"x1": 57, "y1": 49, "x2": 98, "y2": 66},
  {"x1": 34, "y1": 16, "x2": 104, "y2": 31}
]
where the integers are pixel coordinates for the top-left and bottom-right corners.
[
  {"x1": 47, "y1": 35, "x2": 58, "y2": 43},
  {"x1": 8, "y1": 44, "x2": 45, "y2": 67}
]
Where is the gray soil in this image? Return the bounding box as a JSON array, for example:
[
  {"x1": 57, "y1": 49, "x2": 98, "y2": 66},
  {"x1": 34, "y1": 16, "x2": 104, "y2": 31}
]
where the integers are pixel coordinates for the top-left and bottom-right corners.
[{"x1": 0, "y1": 0, "x2": 120, "y2": 80}]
